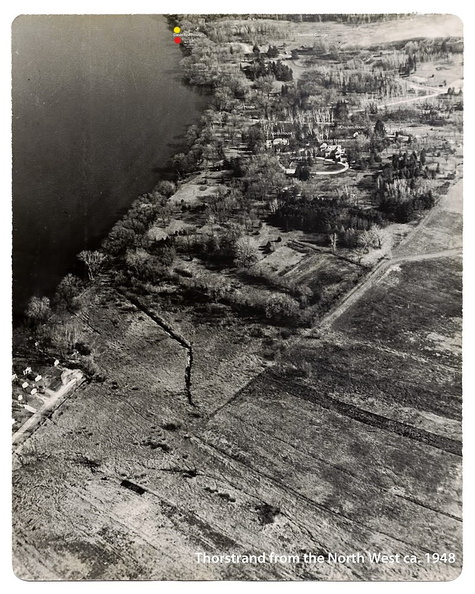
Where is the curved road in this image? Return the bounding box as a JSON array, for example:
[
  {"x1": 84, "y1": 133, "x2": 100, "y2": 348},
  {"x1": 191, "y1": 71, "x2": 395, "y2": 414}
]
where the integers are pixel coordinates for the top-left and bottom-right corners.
[{"x1": 312, "y1": 157, "x2": 349, "y2": 176}]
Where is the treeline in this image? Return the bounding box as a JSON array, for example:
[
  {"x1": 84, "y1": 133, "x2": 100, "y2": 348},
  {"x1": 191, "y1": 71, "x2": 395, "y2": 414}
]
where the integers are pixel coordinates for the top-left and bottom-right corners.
[
  {"x1": 169, "y1": 15, "x2": 292, "y2": 45},
  {"x1": 399, "y1": 54, "x2": 417, "y2": 76},
  {"x1": 101, "y1": 183, "x2": 176, "y2": 257},
  {"x1": 298, "y1": 69, "x2": 403, "y2": 98},
  {"x1": 293, "y1": 14, "x2": 410, "y2": 24},
  {"x1": 180, "y1": 38, "x2": 249, "y2": 88},
  {"x1": 375, "y1": 151, "x2": 437, "y2": 222},
  {"x1": 168, "y1": 14, "x2": 409, "y2": 25},
  {"x1": 268, "y1": 196, "x2": 382, "y2": 235},
  {"x1": 171, "y1": 269, "x2": 313, "y2": 327},
  {"x1": 402, "y1": 38, "x2": 463, "y2": 62}
]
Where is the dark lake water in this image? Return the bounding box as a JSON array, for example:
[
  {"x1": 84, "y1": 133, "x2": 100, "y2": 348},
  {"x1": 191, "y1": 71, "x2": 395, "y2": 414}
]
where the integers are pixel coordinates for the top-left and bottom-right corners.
[{"x1": 12, "y1": 15, "x2": 207, "y2": 316}]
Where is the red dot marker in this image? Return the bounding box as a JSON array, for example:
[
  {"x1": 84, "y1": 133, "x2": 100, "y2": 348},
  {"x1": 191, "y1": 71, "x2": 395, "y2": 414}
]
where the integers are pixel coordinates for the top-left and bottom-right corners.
[{"x1": 174, "y1": 36, "x2": 182, "y2": 44}]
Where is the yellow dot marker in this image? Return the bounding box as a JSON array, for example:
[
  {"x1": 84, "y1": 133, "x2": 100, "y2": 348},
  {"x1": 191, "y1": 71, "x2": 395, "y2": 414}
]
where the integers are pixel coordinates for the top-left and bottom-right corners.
[{"x1": 173, "y1": 26, "x2": 181, "y2": 34}]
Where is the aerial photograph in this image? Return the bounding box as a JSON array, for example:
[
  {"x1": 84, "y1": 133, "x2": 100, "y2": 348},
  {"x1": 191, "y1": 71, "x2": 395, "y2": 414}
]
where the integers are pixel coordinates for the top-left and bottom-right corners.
[{"x1": 11, "y1": 11, "x2": 463, "y2": 581}]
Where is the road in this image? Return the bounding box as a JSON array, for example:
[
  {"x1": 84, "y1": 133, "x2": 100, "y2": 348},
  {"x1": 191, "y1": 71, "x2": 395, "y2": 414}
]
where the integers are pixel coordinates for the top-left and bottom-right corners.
[
  {"x1": 318, "y1": 178, "x2": 462, "y2": 332},
  {"x1": 379, "y1": 79, "x2": 447, "y2": 110},
  {"x1": 349, "y1": 77, "x2": 456, "y2": 115},
  {"x1": 12, "y1": 370, "x2": 85, "y2": 448},
  {"x1": 312, "y1": 157, "x2": 349, "y2": 176}
]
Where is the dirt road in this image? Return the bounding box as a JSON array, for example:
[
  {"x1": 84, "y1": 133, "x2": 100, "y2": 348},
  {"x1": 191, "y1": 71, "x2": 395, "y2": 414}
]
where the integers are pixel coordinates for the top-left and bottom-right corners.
[
  {"x1": 318, "y1": 178, "x2": 463, "y2": 332},
  {"x1": 12, "y1": 370, "x2": 85, "y2": 449}
]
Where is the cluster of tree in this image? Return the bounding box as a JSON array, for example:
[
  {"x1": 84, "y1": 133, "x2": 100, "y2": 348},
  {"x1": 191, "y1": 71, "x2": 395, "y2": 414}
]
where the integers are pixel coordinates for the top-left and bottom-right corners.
[
  {"x1": 289, "y1": 14, "x2": 409, "y2": 24},
  {"x1": 205, "y1": 186, "x2": 244, "y2": 223},
  {"x1": 420, "y1": 101, "x2": 458, "y2": 127},
  {"x1": 175, "y1": 267, "x2": 310, "y2": 326},
  {"x1": 172, "y1": 108, "x2": 239, "y2": 176},
  {"x1": 268, "y1": 198, "x2": 342, "y2": 234},
  {"x1": 24, "y1": 296, "x2": 52, "y2": 327},
  {"x1": 232, "y1": 284, "x2": 309, "y2": 326},
  {"x1": 172, "y1": 150, "x2": 202, "y2": 177},
  {"x1": 189, "y1": 222, "x2": 260, "y2": 269},
  {"x1": 46, "y1": 320, "x2": 87, "y2": 358},
  {"x1": 240, "y1": 265, "x2": 316, "y2": 306},
  {"x1": 379, "y1": 182, "x2": 435, "y2": 222},
  {"x1": 213, "y1": 73, "x2": 249, "y2": 106},
  {"x1": 298, "y1": 68, "x2": 403, "y2": 98},
  {"x1": 375, "y1": 150, "x2": 437, "y2": 190},
  {"x1": 403, "y1": 38, "x2": 463, "y2": 64},
  {"x1": 124, "y1": 246, "x2": 172, "y2": 284},
  {"x1": 242, "y1": 124, "x2": 266, "y2": 153},
  {"x1": 102, "y1": 194, "x2": 166, "y2": 257},
  {"x1": 268, "y1": 190, "x2": 390, "y2": 243},
  {"x1": 171, "y1": 269, "x2": 231, "y2": 305},
  {"x1": 54, "y1": 274, "x2": 85, "y2": 312},
  {"x1": 337, "y1": 223, "x2": 387, "y2": 250},
  {"x1": 267, "y1": 45, "x2": 279, "y2": 58},
  {"x1": 21, "y1": 292, "x2": 105, "y2": 377},
  {"x1": 269, "y1": 60, "x2": 293, "y2": 82},
  {"x1": 243, "y1": 57, "x2": 293, "y2": 82},
  {"x1": 372, "y1": 152, "x2": 438, "y2": 222},
  {"x1": 295, "y1": 163, "x2": 312, "y2": 181},
  {"x1": 241, "y1": 153, "x2": 287, "y2": 200},
  {"x1": 200, "y1": 18, "x2": 292, "y2": 45},
  {"x1": 398, "y1": 54, "x2": 417, "y2": 76}
]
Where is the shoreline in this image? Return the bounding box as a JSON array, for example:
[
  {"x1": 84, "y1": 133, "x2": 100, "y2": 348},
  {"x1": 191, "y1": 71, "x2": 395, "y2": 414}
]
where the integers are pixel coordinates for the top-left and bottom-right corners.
[{"x1": 12, "y1": 14, "x2": 209, "y2": 319}]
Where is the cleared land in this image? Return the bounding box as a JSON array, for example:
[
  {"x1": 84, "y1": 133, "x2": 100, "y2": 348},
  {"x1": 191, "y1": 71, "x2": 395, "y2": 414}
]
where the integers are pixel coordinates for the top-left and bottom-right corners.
[
  {"x1": 289, "y1": 15, "x2": 463, "y2": 49},
  {"x1": 12, "y1": 172, "x2": 462, "y2": 580}
]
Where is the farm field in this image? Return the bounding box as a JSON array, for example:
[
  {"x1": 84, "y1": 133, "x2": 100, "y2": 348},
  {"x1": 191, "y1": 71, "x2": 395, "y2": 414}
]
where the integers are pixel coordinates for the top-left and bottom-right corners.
[
  {"x1": 288, "y1": 15, "x2": 463, "y2": 49},
  {"x1": 12, "y1": 165, "x2": 462, "y2": 581}
]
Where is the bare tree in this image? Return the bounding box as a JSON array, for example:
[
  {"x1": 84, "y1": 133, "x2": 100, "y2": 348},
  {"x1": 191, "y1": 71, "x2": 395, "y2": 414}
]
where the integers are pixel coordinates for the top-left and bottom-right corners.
[
  {"x1": 357, "y1": 230, "x2": 374, "y2": 253},
  {"x1": 50, "y1": 321, "x2": 83, "y2": 357},
  {"x1": 55, "y1": 274, "x2": 84, "y2": 311},
  {"x1": 329, "y1": 232, "x2": 338, "y2": 254},
  {"x1": 78, "y1": 250, "x2": 107, "y2": 281},
  {"x1": 370, "y1": 224, "x2": 389, "y2": 249},
  {"x1": 25, "y1": 296, "x2": 51, "y2": 325},
  {"x1": 234, "y1": 236, "x2": 260, "y2": 268}
]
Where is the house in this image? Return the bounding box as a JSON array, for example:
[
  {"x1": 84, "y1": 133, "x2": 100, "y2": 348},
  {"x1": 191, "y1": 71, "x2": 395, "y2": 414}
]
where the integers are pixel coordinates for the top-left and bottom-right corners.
[
  {"x1": 319, "y1": 143, "x2": 339, "y2": 158},
  {"x1": 327, "y1": 145, "x2": 341, "y2": 158},
  {"x1": 279, "y1": 161, "x2": 297, "y2": 176},
  {"x1": 271, "y1": 138, "x2": 289, "y2": 147}
]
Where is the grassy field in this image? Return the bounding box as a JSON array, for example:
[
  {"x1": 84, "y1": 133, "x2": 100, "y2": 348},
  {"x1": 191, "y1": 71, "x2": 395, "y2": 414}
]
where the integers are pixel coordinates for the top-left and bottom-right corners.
[
  {"x1": 333, "y1": 256, "x2": 462, "y2": 367},
  {"x1": 13, "y1": 172, "x2": 462, "y2": 580},
  {"x1": 288, "y1": 15, "x2": 462, "y2": 49}
]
